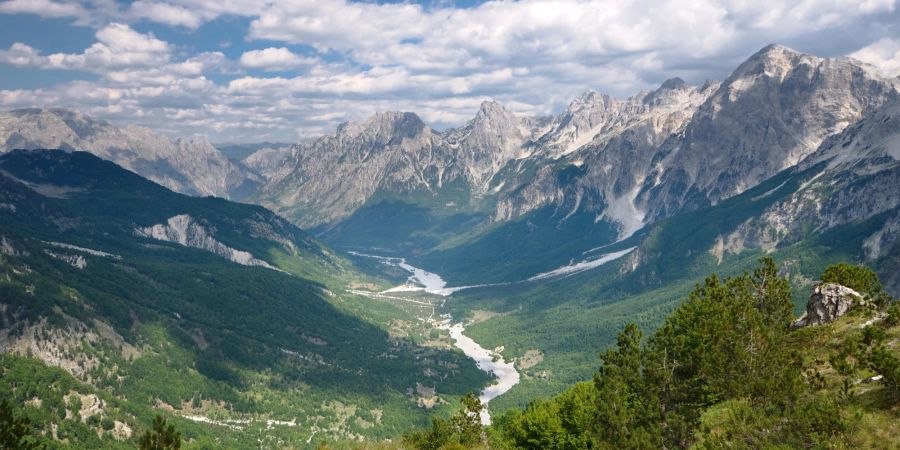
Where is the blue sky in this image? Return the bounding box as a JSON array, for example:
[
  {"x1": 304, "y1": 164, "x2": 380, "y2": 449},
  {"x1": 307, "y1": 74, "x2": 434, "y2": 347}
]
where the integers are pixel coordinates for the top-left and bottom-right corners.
[{"x1": 1, "y1": 0, "x2": 899, "y2": 143}]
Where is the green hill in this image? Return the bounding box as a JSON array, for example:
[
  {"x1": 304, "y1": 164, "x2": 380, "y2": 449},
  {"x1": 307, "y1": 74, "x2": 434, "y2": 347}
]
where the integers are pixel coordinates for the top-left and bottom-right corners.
[{"x1": 0, "y1": 150, "x2": 490, "y2": 448}]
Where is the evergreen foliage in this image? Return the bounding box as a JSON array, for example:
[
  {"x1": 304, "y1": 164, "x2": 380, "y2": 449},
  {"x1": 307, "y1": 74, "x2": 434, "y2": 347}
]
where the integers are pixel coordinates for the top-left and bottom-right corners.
[
  {"x1": 487, "y1": 258, "x2": 899, "y2": 449},
  {"x1": 821, "y1": 262, "x2": 884, "y2": 296},
  {"x1": 0, "y1": 398, "x2": 42, "y2": 450},
  {"x1": 138, "y1": 415, "x2": 181, "y2": 450},
  {"x1": 403, "y1": 393, "x2": 485, "y2": 450}
]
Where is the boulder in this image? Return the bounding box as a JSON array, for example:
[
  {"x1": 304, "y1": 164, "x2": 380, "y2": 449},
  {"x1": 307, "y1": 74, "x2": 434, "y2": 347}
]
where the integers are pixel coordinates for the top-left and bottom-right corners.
[{"x1": 792, "y1": 283, "x2": 863, "y2": 328}]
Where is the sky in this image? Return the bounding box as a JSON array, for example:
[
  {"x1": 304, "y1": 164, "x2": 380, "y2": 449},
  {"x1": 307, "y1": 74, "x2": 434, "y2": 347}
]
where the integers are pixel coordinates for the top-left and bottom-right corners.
[{"x1": 0, "y1": 0, "x2": 899, "y2": 143}]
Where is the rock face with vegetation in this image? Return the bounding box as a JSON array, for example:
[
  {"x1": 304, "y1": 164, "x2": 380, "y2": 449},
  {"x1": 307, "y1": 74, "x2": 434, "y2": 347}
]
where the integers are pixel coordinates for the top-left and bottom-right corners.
[
  {"x1": 254, "y1": 44, "x2": 898, "y2": 241},
  {"x1": 793, "y1": 283, "x2": 863, "y2": 328}
]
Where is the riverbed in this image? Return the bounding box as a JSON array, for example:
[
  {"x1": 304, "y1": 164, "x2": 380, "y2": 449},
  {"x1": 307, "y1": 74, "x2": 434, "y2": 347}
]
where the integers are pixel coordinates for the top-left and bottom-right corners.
[
  {"x1": 350, "y1": 248, "x2": 633, "y2": 424},
  {"x1": 349, "y1": 252, "x2": 519, "y2": 424}
]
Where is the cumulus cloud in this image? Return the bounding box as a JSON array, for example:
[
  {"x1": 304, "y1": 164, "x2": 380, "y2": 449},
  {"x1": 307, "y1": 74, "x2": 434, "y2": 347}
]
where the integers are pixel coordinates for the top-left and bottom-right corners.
[
  {"x1": 0, "y1": 23, "x2": 171, "y2": 72},
  {"x1": 0, "y1": 0, "x2": 89, "y2": 21},
  {"x1": 239, "y1": 47, "x2": 317, "y2": 71},
  {"x1": 129, "y1": 1, "x2": 202, "y2": 29},
  {"x1": 1, "y1": 0, "x2": 899, "y2": 142},
  {"x1": 851, "y1": 38, "x2": 900, "y2": 76}
]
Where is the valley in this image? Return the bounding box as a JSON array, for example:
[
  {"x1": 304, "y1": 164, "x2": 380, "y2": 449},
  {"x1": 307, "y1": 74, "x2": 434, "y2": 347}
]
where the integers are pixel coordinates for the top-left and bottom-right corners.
[
  {"x1": 0, "y1": 39, "x2": 899, "y2": 449},
  {"x1": 344, "y1": 253, "x2": 521, "y2": 425}
]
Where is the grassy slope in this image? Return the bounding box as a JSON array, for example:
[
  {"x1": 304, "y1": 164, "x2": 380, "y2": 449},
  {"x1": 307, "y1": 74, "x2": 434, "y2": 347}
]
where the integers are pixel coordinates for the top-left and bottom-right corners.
[{"x1": 687, "y1": 305, "x2": 899, "y2": 449}]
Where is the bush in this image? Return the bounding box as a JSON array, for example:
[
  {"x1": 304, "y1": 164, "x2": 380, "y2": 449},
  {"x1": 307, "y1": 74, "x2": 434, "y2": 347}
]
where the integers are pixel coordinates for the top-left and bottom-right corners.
[
  {"x1": 821, "y1": 263, "x2": 882, "y2": 297},
  {"x1": 403, "y1": 393, "x2": 484, "y2": 450},
  {"x1": 101, "y1": 416, "x2": 116, "y2": 431}
]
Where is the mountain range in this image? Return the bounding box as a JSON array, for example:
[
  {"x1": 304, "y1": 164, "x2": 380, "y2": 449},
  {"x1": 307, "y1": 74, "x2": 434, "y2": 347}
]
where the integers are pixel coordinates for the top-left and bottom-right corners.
[
  {"x1": 1, "y1": 43, "x2": 899, "y2": 447},
  {"x1": 0, "y1": 108, "x2": 263, "y2": 199}
]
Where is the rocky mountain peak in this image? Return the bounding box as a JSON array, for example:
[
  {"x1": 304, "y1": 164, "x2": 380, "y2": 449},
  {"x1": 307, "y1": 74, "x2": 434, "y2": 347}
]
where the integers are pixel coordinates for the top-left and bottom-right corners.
[
  {"x1": 640, "y1": 43, "x2": 900, "y2": 221},
  {"x1": 729, "y1": 43, "x2": 811, "y2": 81},
  {"x1": 658, "y1": 77, "x2": 686, "y2": 91},
  {"x1": 474, "y1": 100, "x2": 515, "y2": 124},
  {"x1": 566, "y1": 89, "x2": 617, "y2": 114},
  {"x1": 471, "y1": 100, "x2": 520, "y2": 132},
  {"x1": 642, "y1": 77, "x2": 698, "y2": 107},
  {"x1": 337, "y1": 111, "x2": 429, "y2": 145}
]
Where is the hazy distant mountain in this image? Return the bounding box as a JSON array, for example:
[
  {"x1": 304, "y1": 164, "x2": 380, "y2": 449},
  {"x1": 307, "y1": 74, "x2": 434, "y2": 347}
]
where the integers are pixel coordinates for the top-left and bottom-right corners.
[
  {"x1": 238, "y1": 145, "x2": 292, "y2": 179},
  {"x1": 0, "y1": 108, "x2": 262, "y2": 199},
  {"x1": 216, "y1": 141, "x2": 293, "y2": 162}
]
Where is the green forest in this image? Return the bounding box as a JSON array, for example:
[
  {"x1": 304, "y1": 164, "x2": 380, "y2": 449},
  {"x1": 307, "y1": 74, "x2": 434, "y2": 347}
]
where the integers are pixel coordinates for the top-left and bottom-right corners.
[{"x1": 399, "y1": 259, "x2": 899, "y2": 449}]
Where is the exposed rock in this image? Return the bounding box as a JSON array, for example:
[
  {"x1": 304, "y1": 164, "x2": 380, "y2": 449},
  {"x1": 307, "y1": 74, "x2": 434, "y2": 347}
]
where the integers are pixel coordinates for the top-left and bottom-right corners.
[
  {"x1": 495, "y1": 78, "x2": 718, "y2": 235},
  {"x1": 0, "y1": 235, "x2": 23, "y2": 256},
  {"x1": 44, "y1": 250, "x2": 87, "y2": 269},
  {"x1": 641, "y1": 44, "x2": 899, "y2": 221},
  {"x1": 111, "y1": 421, "x2": 132, "y2": 441},
  {"x1": 135, "y1": 214, "x2": 281, "y2": 271},
  {"x1": 0, "y1": 108, "x2": 260, "y2": 198},
  {"x1": 722, "y1": 96, "x2": 900, "y2": 258},
  {"x1": 792, "y1": 283, "x2": 863, "y2": 328},
  {"x1": 0, "y1": 315, "x2": 141, "y2": 379}
]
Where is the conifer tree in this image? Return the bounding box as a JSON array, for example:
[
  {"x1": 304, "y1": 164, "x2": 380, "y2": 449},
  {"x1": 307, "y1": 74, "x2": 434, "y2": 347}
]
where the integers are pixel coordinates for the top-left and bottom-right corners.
[{"x1": 139, "y1": 415, "x2": 181, "y2": 450}]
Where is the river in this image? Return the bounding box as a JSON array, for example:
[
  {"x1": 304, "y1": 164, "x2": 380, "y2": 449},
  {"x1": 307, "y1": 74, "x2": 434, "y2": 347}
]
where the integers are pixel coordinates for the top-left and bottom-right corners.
[
  {"x1": 348, "y1": 252, "x2": 519, "y2": 424},
  {"x1": 349, "y1": 248, "x2": 635, "y2": 424}
]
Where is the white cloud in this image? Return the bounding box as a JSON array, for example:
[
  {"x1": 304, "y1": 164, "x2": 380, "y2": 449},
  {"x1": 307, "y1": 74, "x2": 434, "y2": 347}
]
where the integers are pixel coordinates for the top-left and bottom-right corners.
[
  {"x1": 850, "y1": 38, "x2": 900, "y2": 76},
  {"x1": 1, "y1": 0, "x2": 899, "y2": 142},
  {"x1": 246, "y1": 0, "x2": 898, "y2": 76},
  {"x1": 0, "y1": 23, "x2": 171, "y2": 72},
  {"x1": 0, "y1": 43, "x2": 46, "y2": 68},
  {"x1": 239, "y1": 47, "x2": 316, "y2": 71},
  {"x1": 0, "y1": 0, "x2": 88, "y2": 20},
  {"x1": 248, "y1": 1, "x2": 428, "y2": 53},
  {"x1": 129, "y1": 1, "x2": 202, "y2": 29}
]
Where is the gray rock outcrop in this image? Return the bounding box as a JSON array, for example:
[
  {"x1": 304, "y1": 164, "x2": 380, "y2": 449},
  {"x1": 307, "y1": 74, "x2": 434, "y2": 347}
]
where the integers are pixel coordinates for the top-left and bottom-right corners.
[
  {"x1": 135, "y1": 214, "x2": 280, "y2": 271},
  {"x1": 792, "y1": 283, "x2": 863, "y2": 328}
]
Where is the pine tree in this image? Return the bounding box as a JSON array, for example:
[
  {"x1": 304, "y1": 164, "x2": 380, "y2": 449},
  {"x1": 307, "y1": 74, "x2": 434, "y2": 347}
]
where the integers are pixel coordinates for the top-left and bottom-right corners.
[
  {"x1": 139, "y1": 415, "x2": 181, "y2": 450},
  {"x1": 593, "y1": 324, "x2": 657, "y2": 449},
  {"x1": 0, "y1": 398, "x2": 42, "y2": 450}
]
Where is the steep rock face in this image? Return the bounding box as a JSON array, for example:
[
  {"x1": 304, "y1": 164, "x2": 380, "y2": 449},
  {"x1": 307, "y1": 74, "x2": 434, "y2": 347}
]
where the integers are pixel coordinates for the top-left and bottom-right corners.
[
  {"x1": 443, "y1": 101, "x2": 549, "y2": 193},
  {"x1": 491, "y1": 79, "x2": 718, "y2": 236},
  {"x1": 536, "y1": 90, "x2": 624, "y2": 158},
  {"x1": 793, "y1": 283, "x2": 863, "y2": 327},
  {"x1": 256, "y1": 45, "x2": 899, "y2": 239},
  {"x1": 241, "y1": 145, "x2": 295, "y2": 180},
  {"x1": 640, "y1": 45, "x2": 900, "y2": 221},
  {"x1": 722, "y1": 96, "x2": 900, "y2": 255},
  {"x1": 257, "y1": 111, "x2": 468, "y2": 227},
  {"x1": 135, "y1": 214, "x2": 280, "y2": 271},
  {"x1": 0, "y1": 108, "x2": 260, "y2": 198}
]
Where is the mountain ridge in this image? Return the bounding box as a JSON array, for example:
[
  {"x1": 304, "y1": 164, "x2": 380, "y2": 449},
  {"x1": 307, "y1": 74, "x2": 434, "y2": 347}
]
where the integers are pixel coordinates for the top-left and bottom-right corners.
[{"x1": 0, "y1": 109, "x2": 262, "y2": 199}]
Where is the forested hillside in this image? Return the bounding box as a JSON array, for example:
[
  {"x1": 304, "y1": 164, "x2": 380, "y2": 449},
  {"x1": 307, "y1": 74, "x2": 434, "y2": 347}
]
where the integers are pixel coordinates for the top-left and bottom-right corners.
[
  {"x1": 0, "y1": 150, "x2": 490, "y2": 447},
  {"x1": 402, "y1": 260, "x2": 899, "y2": 449}
]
